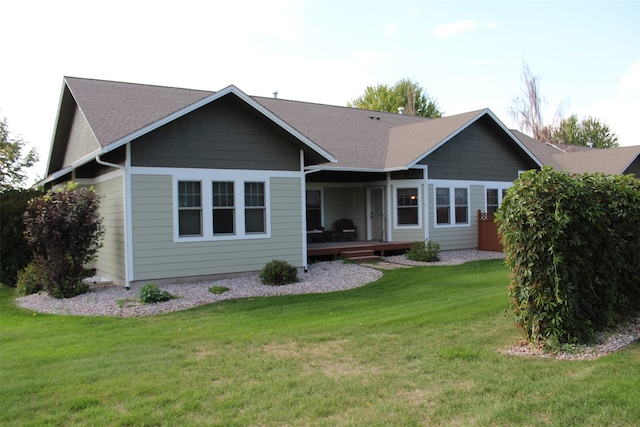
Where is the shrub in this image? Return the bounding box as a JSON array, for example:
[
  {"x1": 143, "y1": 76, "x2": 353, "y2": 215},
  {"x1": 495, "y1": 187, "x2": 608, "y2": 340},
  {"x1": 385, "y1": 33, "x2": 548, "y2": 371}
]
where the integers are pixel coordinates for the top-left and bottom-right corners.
[
  {"x1": 496, "y1": 168, "x2": 640, "y2": 346},
  {"x1": 22, "y1": 182, "x2": 104, "y2": 298},
  {"x1": 138, "y1": 283, "x2": 176, "y2": 304},
  {"x1": 16, "y1": 262, "x2": 48, "y2": 295},
  {"x1": 260, "y1": 259, "x2": 298, "y2": 286},
  {"x1": 0, "y1": 188, "x2": 43, "y2": 286},
  {"x1": 405, "y1": 240, "x2": 441, "y2": 262},
  {"x1": 208, "y1": 286, "x2": 230, "y2": 294}
]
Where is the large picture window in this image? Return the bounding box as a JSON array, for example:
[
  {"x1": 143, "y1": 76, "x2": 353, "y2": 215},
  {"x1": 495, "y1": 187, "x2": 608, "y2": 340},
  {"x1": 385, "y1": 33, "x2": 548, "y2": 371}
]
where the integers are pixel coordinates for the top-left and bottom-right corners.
[
  {"x1": 245, "y1": 182, "x2": 265, "y2": 233},
  {"x1": 212, "y1": 181, "x2": 235, "y2": 235},
  {"x1": 397, "y1": 188, "x2": 419, "y2": 225},
  {"x1": 178, "y1": 181, "x2": 202, "y2": 236}
]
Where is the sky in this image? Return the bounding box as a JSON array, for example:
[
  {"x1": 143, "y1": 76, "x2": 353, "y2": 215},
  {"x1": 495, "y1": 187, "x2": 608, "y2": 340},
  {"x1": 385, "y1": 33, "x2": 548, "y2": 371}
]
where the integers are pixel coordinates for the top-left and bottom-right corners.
[{"x1": 2, "y1": 0, "x2": 639, "y2": 184}]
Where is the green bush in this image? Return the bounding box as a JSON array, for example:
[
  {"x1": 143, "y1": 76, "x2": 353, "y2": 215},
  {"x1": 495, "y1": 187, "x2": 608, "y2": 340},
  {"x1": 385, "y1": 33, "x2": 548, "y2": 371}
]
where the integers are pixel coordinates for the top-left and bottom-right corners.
[
  {"x1": 496, "y1": 168, "x2": 640, "y2": 346},
  {"x1": 260, "y1": 259, "x2": 298, "y2": 286},
  {"x1": 405, "y1": 240, "x2": 441, "y2": 262},
  {"x1": 138, "y1": 283, "x2": 176, "y2": 304},
  {"x1": 16, "y1": 263, "x2": 48, "y2": 295},
  {"x1": 208, "y1": 286, "x2": 230, "y2": 294},
  {"x1": 0, "y1": 188, "x2": 43, "y2": 286},
  {"x1": 23, "y1": 182, "x2": 104, "y2": 298}
]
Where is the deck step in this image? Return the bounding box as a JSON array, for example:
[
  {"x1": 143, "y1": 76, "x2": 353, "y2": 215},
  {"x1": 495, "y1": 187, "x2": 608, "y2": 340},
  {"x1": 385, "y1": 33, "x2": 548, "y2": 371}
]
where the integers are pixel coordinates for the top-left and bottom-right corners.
[{"x1": 340, "y1": 250, "x2": 380, "y2": 263}]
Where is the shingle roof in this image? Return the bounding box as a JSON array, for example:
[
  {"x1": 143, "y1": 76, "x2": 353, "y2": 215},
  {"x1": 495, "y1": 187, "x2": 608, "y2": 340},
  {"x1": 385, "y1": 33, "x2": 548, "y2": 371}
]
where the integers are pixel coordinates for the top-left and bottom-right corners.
[
  {"x1": 65, "y1": 76, "x2": 213, "y2": 147},
  {"x1": 512, "y1": 129, "x2": 640, "y2": 175}
]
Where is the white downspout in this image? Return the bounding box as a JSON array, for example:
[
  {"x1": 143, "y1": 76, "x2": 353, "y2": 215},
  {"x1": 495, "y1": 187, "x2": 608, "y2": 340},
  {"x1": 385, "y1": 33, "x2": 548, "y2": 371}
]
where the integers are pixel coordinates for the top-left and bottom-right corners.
[
  {"x1": 386, "y1": 172, "x2": 392, "y2": 242},
  {"x1": 96, "y1": 152, "x2": 132, "y2": 290}
]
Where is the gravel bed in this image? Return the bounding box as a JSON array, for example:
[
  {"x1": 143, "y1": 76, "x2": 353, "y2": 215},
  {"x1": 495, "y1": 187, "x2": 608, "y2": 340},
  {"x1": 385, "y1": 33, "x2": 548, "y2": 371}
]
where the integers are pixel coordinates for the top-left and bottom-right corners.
[
  {"x1": 15, "y1": 261, "x2": 382, "y2": 318},
  {"x1": 385, "y1": 249, "x2": 505, "y2": 266}
]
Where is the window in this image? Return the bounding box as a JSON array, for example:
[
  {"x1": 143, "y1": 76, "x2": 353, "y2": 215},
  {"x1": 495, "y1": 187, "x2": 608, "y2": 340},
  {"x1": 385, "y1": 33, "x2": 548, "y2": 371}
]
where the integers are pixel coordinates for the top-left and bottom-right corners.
[
  {"x1": 454, "y1": 188, "x2": 468, "y2": 224},
  {"x1": 397, "y1": 188, "x2": 419, "y2": 225},
  {"x1": 178, "y1": 181, "x2": 202, "y2": 236},
  {"x1": 306, "y1": 190, "x2": 321, "y2": 230},
  {"x1": 245, "y1": 182, "x2": 265, "y2": 233},
  {"x1": 436, "y1": 188, "x2": 450, "y2": 225},
  {"x1": 486, "y1": 189, "x2": 499, "y2": 214},
  {"x1": 435, "y1": 186, "x2": 469, "y2": 226},
  {"x1": 213, "y1": 181, "x2": 234, "y2": 234}
]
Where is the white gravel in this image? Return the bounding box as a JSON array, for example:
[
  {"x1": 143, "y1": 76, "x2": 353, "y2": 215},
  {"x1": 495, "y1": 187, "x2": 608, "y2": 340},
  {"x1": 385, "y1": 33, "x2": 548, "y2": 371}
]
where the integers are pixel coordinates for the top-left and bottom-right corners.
[
  {"x1": 15, "y1": 260, "x2": 383, "y2": 318},
  {"x1": 14, "y1": 249, "x2": 639, "y2": 359}
]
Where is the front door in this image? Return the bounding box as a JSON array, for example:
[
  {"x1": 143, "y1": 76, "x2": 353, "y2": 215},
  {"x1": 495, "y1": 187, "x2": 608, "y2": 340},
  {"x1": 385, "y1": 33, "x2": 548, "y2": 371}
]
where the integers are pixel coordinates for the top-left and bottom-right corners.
[{"x1": 368, "y1": 187, "x2": 385, "y2": 241}]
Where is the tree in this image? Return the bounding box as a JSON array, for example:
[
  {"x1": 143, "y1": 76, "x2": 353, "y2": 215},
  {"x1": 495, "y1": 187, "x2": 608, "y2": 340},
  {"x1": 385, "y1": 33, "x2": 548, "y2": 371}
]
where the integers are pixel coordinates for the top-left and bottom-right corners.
[
  {"x1": 511, "y1": 64, "x2": 619, "y2": 148},
  {"x1": 0, "y1": 115, "x2": 38, "y2": 191},
  {"x1": 347, "y1": 78, "x2": 443, "y2": 118},
  {"x1": 510, "y1": 63, "x2": 559, "y2": 142},
  {"x1": 23, "y1": 182, "x2": 104, "y2": 298}
]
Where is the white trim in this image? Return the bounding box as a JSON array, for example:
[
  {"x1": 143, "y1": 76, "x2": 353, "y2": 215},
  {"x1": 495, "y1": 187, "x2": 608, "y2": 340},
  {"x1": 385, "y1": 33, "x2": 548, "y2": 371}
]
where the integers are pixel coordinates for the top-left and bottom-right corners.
[
  {"x1": 392, "y1": 180, "x2": 423, "y2": 230},
  {"x1": 124, "y1": 143, "x2": 134, "y2": 288},
  {"x1": 386, "y1": 173, "x2": 393, "y2": 242},
  {"x1": 169, "y1": 169, "x2": 280, "y2": 243},
  {"x1": 300, "y1": 150, "x2": 308, "y2": 271}
]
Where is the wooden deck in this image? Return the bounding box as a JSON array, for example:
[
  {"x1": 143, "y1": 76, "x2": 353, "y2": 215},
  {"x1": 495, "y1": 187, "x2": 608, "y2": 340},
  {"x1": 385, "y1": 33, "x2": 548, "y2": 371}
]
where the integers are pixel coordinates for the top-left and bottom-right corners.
[{"x1": 307, "y1": 240, "x2": 415, "y2": 259}]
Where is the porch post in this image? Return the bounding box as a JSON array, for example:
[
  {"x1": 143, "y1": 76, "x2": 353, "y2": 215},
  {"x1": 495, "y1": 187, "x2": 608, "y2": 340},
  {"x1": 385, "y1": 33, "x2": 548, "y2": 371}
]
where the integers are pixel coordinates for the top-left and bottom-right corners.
[
  {"x1": 300, "y1": 150, "x2": 308, "y2": 272},
  {"x1": 386, "y1": 172, "x2": 393, "y2": 242}
]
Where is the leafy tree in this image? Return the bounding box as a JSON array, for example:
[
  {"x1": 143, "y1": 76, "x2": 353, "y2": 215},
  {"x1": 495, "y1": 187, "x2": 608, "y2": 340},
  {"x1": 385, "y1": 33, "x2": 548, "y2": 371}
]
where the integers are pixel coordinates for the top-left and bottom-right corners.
[
  {"x1": 347, "y1": 78, "x2": 443, "y2": 118},
  {"x1": 0, "y1": 115, "x2": 38, "y2": 191},
  {"x1": 550, "y1": 115, "x2": 619, "y2": 148},
  {"x1": 23, "y1": 182, "x2": 105, "y2": 298}
]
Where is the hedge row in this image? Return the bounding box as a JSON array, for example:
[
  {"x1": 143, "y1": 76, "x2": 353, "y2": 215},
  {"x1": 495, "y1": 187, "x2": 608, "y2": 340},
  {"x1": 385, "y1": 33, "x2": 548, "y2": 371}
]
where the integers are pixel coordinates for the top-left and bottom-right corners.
[
  {"x1": 0, "y1": 188, "x2": 43, "y2": 286},
  {"x1": 496, "y1": 167, "x2": 640, "y2": 345}
]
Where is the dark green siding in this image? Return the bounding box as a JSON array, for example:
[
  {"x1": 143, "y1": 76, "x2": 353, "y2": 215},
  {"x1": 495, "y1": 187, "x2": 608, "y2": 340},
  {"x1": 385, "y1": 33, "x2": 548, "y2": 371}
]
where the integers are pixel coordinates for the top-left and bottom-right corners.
[
  {"x1": 624, "y1": 157, "x2": 640, "y2": 177},
  {"x1": 420, "y1": 116, "x2": 539, "y2": 181},
  {"x1": 131, "y1": 94, "x2": 301, "y2": 171}
]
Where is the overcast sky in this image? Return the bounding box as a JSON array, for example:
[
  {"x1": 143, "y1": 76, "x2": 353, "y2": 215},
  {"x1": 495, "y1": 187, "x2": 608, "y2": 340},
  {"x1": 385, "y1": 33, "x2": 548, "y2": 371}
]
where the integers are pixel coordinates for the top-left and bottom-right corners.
[{"x1": 2, "y1": 0, "x2": 638, "y2": 183}]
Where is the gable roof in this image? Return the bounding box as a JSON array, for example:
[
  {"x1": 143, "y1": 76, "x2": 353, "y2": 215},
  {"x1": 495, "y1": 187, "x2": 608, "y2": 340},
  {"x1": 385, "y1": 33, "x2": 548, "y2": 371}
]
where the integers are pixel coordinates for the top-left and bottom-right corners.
[
  {"x1": 512, "y1": 130, "x2": 640, "y2": 175},
  {"x1": 44, "y1": 77, "x2": 337, "y2": 181}
]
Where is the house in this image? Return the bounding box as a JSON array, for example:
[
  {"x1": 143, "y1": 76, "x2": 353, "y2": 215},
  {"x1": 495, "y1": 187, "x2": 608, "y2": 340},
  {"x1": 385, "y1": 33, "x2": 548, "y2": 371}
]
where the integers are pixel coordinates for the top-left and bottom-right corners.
[
  {"x1": 43, "y1": 76, "x2": 595, "y2": 288},
  {"x1": 512, "y1": 130, "x2": 640, "y2": 176}
]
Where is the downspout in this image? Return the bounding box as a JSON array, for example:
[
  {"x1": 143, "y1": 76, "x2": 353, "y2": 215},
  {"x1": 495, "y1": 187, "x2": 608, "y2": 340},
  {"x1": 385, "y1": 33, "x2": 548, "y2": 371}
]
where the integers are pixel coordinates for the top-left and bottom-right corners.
[
  {"x1": 386, "y1": 172, "x2": 392, "y2": 242},
  {"x1": 95, "y1": 154, "x2": 132, "y2": 290},
  {"x1": 300, "y1": 151, "x2": 322, "y2": 273}
]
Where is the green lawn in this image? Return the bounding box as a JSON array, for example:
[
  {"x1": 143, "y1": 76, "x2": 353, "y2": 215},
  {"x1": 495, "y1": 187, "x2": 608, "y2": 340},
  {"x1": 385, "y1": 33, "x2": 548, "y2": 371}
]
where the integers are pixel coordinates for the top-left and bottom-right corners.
[{"x1": 1, "y1": 259, "x2": 639, "y2": 426}]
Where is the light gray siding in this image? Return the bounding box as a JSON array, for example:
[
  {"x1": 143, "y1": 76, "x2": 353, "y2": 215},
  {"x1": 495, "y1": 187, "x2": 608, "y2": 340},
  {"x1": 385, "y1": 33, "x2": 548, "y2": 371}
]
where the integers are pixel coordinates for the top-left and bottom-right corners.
[
  {"x1": 389, "y1": 183, "x2": 425, "y2": 243},
  {"x1": 130, "y1": 94, "x2": 301, "y2": 171},
  {"x1": 62, "y1": 106, "x2": 100, "y2": 168},
  {"x1": 92, "y1": 175, "x2": 126, "y2": 284},
  {"x1": 427, "y1": 184, "x2": 485, "y2": 250},
  {"x1": 130, "y1": 174, "x2": 304, "y2": 284},
  {"x1": 419, "y1": 117, "x2": 538, "y2": 181}
]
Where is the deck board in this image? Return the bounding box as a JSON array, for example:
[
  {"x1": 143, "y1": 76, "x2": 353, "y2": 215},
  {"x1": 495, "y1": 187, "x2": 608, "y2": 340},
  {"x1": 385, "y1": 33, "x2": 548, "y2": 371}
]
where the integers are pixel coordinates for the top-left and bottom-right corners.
[{"x1": 307, "y1": 241, "x2": 415, "y2": 259}]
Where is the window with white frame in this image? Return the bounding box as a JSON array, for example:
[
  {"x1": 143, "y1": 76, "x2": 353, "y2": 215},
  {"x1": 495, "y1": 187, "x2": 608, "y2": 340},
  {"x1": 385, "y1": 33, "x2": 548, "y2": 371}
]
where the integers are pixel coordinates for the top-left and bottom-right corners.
[
  {"x1": 244, "y1": 182, "x2": 266, "y2": 233},
  {"x1": 435, "y1": 188, "x2": 450, "y2": 225},
  {"x1": 212, "y1": 181, "x2": 235, "y2": 235},
  {"x1": 435, "y1": 186, "x2": 469, "y2": 226},
  {"x1": 397, "y1": 187, "x2": 419, "y2": 225},
  {"x1": 175, "y1": 175, "x2": 269, "y2": 241},
  {"x1": 486, "y1": 189, "x2": 499, "y2": 214},
  {"x1": 178, "y1": 181, "x2": 203, "y2": 236}
]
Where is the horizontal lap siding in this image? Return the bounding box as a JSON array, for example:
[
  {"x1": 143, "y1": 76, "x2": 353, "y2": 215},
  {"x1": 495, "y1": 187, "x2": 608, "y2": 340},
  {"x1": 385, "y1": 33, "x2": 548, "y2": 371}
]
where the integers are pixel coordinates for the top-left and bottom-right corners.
[
  {"x1": 427, "y1": 184, "x2": 483, "y2": 250},
  {"x1": 130, "y1": 174, "x2": 303, "y2": 282},
  {"x1": 389, "y1": 183, "x2": 425, "y2": 243},
  {"x1": 92, "y1": 175, "x2": 126, "y2": 284}
]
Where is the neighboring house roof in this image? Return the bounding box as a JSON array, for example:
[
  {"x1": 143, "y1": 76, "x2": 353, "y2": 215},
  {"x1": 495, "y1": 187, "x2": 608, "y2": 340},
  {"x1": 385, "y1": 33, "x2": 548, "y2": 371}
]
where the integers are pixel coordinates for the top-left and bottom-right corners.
[{"x1": 512, "y1": 130, "x2": 640, "y2": 175}]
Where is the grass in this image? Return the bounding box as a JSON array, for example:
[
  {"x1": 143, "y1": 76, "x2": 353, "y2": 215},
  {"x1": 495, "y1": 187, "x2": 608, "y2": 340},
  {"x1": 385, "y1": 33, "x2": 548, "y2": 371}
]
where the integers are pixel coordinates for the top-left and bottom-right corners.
[{"x1": 1, "y1": 259, "x2": 639, "y2": 426}]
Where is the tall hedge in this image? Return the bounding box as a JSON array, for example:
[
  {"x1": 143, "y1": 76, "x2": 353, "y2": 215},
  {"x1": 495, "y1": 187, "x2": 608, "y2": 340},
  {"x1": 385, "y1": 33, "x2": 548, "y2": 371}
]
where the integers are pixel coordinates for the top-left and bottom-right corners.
[
  {"x1": 496, "y1": 167, "x2": 640, "y2": 345},
  {"x1": 0, "y1": 188, "x2": 43, "y2": 286}
]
